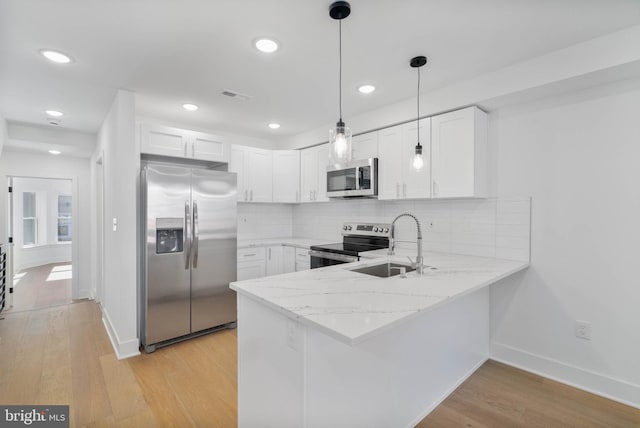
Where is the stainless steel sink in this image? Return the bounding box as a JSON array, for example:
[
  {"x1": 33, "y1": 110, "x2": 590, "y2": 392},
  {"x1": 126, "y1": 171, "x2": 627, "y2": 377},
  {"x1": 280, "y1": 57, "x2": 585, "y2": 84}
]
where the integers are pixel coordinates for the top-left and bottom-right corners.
[{"x1": 349, "y1": 262, "x2": 416, "y2": 278}]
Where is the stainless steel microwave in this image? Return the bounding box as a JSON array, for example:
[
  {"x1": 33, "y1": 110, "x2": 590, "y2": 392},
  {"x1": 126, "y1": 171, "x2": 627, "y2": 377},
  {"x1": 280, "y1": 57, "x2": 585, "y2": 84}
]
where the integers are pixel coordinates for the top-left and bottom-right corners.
[{"x1": 326, "y1": 158, "x2": 378, "y2": 198}]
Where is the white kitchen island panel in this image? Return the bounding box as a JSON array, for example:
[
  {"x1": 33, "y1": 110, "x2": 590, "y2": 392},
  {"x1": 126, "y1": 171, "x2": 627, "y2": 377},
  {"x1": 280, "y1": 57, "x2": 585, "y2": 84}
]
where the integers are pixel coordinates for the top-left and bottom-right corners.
[{"x1": 237, "y1": 286, "x2": 489, "y2": 428}]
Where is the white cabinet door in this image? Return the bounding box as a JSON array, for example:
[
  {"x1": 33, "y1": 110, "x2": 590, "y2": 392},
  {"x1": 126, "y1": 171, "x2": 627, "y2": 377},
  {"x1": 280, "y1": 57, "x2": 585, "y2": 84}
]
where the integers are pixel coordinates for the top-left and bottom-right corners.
[
  {"x1": 229, "y1": 146, "x2": 249, "y2": 202},
  {"x1": 352, "y1": 131, "x2": 378, "y2": 160},
  {"x1": 402, "y1": 118, "x2": 431, "y2": 199},
  {"x1": 300, "y1": 147, "x2": 318, "y2": 203},
  {"x1": 140, "y1": 124, "x2": 189, "y2": 158},
  {"x1": 247, "y1": 148, "x2": 273, "y2": 202},
  {"x1": 283, "y1": 246, "x2": 296, "y2": 273},
  {"x1": 237, "y1": 261, "x2": 266, "y2": 281},
  {"x1": 315, "y1": 144, "x2": 330, "y2": 202},
  {"x1": 273, "y1": 151, "x2": 301, "y2": 203},
  {"x1": 431, "y1": 107, "x2": 487, "y2": 198},
  {"x1": 266, "y1": 246, "x2": 283, "y2": 276},
  {"x1": 377, "y1": 125, "x2": 403, "y2": 200},
  {"x1": 230, "y1": 145, "x2": 273, "y2": 203},
  {"x1": 192, "y1": 131, "x2": 230, "y2": 163}
]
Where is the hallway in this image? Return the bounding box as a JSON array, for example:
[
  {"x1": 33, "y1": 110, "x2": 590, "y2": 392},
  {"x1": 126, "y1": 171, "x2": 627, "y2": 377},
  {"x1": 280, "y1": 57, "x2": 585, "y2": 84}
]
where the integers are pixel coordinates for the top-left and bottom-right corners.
[{"x1": 9, "y1": 262, "x2": 72, "y2": 312}]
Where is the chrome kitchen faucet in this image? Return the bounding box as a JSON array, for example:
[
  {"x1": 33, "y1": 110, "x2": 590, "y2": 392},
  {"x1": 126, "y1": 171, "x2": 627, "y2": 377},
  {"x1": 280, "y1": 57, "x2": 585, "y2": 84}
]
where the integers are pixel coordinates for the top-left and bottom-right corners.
[{"x1": 388, "y1": 213, "x2": 424, "y2": 274}]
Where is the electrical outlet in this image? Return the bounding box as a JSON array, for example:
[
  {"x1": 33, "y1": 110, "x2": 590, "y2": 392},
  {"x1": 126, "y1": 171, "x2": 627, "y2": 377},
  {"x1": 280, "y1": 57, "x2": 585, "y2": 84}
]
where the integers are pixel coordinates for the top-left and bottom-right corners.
[{"x1": 575, "y1": 320, "x2": 592, "y2": 340}]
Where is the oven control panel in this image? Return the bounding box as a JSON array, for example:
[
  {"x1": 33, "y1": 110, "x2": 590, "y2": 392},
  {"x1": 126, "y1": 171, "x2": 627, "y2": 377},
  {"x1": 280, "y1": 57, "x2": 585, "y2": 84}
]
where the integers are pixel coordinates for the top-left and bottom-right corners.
[{"x1": 341, "y1": 222, "x2": 391, "y2": 237}]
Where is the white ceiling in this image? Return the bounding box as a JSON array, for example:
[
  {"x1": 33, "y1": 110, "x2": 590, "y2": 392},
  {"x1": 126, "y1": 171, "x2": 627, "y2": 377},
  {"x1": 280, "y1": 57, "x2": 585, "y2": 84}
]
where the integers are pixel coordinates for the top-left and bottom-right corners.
[{"x1": 1, "y1": 0, "x2": 639, "y2": 142}]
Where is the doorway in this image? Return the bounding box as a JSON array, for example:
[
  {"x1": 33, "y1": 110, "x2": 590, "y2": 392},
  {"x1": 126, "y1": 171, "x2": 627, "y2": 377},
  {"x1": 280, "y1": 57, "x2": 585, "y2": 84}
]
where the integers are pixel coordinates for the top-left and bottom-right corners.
[{"x1": 7, "y1": 176, "x2": 75, "y2": 312}]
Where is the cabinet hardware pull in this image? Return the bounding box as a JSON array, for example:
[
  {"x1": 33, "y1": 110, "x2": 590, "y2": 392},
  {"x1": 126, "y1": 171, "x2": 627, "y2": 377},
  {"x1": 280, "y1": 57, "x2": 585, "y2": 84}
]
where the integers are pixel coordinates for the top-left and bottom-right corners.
[
  {"x1": 245, "y1": 190, "x2": 248, "y2": 201},
  {"x1": 243, "y1": 253, "x2": 256, "y2": 257}
]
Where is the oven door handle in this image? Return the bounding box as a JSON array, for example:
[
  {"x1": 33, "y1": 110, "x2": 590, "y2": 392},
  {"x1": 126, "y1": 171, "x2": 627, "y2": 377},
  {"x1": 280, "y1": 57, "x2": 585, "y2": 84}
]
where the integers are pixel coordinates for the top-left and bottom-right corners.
[{"x1": 308, "y1": 250, "x2": 358, "y2": 263}]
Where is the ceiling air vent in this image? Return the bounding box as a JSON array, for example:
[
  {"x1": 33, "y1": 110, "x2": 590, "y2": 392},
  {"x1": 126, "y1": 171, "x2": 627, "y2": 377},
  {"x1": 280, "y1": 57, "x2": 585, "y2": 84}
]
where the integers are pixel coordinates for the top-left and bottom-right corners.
[{"x1": 221, "y1": 89, "x2": 252, "y2": 101}]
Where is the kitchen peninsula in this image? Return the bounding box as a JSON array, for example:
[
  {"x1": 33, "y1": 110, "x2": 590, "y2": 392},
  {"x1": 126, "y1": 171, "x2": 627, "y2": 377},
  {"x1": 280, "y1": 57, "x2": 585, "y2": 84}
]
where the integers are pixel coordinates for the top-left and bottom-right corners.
[{"x1": 230, "y1": 251, "x2": 528, "y2": 428}]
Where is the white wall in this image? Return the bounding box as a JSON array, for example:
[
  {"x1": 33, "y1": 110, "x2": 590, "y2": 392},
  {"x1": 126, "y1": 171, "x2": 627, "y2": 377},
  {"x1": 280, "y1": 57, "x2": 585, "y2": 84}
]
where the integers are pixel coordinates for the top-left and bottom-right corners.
[
  {"x1": 489, "y1": 78, "x2": 640, "y2": 407},
  {"x1": 0, "y1": 114, "x2": 7, "y2": 156},
  {"x1": 12, "y1": 177, "x2": 72, "y2": 271},
  {"x1": 0, "y1": 151, "x2": 91, "y2": 298},
  {"x1": 91, "y1": 89, "x2": 139, "y2": 359}
]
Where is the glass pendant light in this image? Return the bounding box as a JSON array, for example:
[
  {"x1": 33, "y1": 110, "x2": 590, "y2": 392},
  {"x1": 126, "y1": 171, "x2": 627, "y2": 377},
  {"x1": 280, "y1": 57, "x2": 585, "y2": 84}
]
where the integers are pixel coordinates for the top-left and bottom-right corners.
[
  {"x1": 329, "y1": 1, "x2": 352, "y2": 164},
  {"x1": 410, "y1": 55, "x2": 427, "y2": 171}
]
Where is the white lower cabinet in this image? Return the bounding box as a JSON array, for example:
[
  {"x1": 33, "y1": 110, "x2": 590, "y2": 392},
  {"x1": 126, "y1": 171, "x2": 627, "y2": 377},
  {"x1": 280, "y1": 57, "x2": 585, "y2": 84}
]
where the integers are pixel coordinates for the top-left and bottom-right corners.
[
  {"x1": 238, "y1": 245, "x2": 302, "y2": 280},
  {"x1": 283, "y1": 246, "x2": 296, "y2": 273},
  {"x1": 237, "y1": 247, "x2": 266, "y2": 281},
  {"x1": 266, "y1": 245, "x2": 284, "y2": 276},
  {"x1": 295, "y1": 247, "x2": 310, "y2": 271}
]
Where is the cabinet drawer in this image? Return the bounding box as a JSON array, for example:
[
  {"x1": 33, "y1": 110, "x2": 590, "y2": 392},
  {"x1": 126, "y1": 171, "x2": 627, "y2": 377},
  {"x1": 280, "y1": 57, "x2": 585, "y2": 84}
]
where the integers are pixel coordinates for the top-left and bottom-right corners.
[
  {"x1": 295, "y1": 247, "x2": 309, "y2": 260},
  {"x1": 295, "y1": 261, "x2": 310, "y2": 272},
  {"x1": 238, "y1": 247, "x2": 266, "y2": 262}
]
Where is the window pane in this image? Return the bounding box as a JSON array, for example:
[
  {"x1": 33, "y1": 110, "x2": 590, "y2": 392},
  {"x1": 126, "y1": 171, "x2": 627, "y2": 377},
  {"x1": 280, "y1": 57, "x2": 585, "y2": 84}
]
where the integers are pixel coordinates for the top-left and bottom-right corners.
[
  {"x1": 23, "y1": 192, "x2": 36, "y2": 217},
  {"x1": 58, "y1": 195, "x2": 72, "y2": 217},
  {"x1": 23, "y1": 219, "x2": 36, "y2": 245},
  {"x1": 58, "y1": 218, "x2": 72, "y2": 242}
]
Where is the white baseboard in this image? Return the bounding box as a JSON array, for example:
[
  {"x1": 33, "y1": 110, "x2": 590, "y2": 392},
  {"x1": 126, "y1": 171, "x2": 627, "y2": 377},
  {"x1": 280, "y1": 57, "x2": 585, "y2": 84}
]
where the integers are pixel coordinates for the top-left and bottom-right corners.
[
  {"x1": 491, "y1": 342, "x2": 640, "y2": 409},
  {"x1": 101, "y1": 306, "x2": 140, "y2": 360},
  {"x1": 406, "y1": 357, "x2": 489, "y2": 428}
]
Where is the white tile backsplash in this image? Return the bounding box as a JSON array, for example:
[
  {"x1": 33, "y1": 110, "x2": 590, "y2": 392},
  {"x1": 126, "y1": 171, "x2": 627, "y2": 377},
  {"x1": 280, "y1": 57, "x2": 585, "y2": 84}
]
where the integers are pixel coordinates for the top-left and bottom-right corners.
[
  {"x1": 239, "y1": 198, "x2": 531, "y2": 262},
  {"x1": 238, "y1": 203, "x2": 293, "y2": 240},
  {"x1": 291, "y1": 197, "x2": 531, "y2": 262}
]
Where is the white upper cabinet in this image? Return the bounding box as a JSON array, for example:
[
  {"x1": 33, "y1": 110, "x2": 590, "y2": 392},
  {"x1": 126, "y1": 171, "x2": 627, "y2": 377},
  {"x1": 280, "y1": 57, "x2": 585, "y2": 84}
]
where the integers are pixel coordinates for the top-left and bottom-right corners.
[
  {"x1": 191, "y1": 131, "x2": 229, "y2": 162},
  {"x1": 352, "y1": 131, "x2": 378, "y2": 160},
  {"x1": 431, "y1": 106, "x2": 487, "y2": 198},
  {"x1": 140, "y1": 124, "x2": 229, "y2": 163},
  {"x1": 140, "y1": 124, "x2": 189, "y2": 158},
  {"x1": 300, "y1": 144, "x2": 329, "y2": 203},
  {"x1": 378, "y1": 119, "x2": 430, "y2": 200},
  {"x1": 229, "y1": 145, "x2": 273, "y2": 203},
  {"x1": 273, "y1": 151, "x2": 301, "y2": 203}
]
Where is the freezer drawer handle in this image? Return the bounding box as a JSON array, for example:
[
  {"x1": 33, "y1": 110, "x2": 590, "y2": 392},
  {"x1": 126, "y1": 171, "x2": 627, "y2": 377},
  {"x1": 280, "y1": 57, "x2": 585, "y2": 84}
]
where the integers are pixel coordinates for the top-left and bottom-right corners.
[
  {"x1": 193, "y1": 200, "x2": 199, "y2": 268},
  {"x1": 184, "y1": 201, "x2": 190, "y2": 270}
]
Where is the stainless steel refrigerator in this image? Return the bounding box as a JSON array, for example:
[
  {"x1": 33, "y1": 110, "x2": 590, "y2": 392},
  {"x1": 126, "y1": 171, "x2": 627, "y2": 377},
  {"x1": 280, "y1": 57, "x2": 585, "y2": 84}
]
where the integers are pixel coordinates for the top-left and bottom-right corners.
[{"x1": 140, "y1": 163, "x2": 237, "y2": 353}]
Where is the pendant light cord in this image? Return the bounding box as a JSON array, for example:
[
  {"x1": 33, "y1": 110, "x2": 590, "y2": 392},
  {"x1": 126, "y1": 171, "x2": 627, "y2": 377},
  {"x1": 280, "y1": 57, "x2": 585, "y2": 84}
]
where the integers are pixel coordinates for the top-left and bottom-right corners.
[
  {"x1": 339, "y1": 19, "x2": 343, "y2": 122},
  {"x1": 416, "y1": 65, "x2": 421, "y2": 146}
]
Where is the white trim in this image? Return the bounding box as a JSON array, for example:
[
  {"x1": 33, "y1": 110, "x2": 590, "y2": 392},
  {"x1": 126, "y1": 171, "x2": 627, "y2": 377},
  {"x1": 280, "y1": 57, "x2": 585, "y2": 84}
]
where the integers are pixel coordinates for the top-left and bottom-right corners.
[
  {"x1": 491, "y1": 342, "x2": 640, "y2": 409},
  {"x1": 101, "y1": 305, "x2": 140, "y2": 360}
]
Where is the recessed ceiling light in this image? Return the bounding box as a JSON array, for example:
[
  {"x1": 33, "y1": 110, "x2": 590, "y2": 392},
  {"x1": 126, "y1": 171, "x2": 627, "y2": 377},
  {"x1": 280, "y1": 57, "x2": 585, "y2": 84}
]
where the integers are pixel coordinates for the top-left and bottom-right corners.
[
  {"x1": 48, "y1": 150, "x2": 61, "y2": 155},
  {"x1": 268, "y1": 123, "x2": 281, "y2": 129},
  {"x1": 254, "y1": 38, "x2": 279, "y2": 53},
  {"x1": 40, "y1": 50, "x2": 72, "y2": 64},
  {"x1": 182, "y1": 103, "x2": 199, "y2": 111},
  {"x1": 45, "y1": 110, "x2": 63, "y2": 117},
  {"x1": 358, "y1": 84, "x2": 376, "y2": 94}
]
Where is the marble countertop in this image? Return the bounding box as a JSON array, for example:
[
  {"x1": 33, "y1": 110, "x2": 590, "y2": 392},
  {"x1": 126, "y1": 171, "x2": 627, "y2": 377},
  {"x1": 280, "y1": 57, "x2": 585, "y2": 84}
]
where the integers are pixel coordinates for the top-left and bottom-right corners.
[
  {"x1": 238, "y1": 237, "x2": 334, "y2": 250},
  {"x1": 230, "y1": 251, "x2": 528, "y2": 346}
]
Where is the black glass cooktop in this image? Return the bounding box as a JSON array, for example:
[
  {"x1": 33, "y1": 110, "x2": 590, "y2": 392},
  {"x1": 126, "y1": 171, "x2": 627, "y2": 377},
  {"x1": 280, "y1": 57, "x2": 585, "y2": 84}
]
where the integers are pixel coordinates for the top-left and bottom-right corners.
[{"x1": 311, "y1": 238, "x2": 388, "y2": 256}]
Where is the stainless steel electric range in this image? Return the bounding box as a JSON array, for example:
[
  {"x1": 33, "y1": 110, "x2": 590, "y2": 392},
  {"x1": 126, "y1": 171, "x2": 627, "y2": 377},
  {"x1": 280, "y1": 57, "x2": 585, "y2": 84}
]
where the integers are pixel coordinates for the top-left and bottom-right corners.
[{"x1": 309, "y1": 222, "x2": 391, "y2": 269}]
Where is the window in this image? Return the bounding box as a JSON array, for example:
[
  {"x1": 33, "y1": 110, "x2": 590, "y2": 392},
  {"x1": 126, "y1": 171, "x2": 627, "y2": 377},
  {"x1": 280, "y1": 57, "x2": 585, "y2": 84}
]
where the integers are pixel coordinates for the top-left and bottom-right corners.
[
  {"x1": 23, "y1": 192, "x2": 37, "y2": 246},
  {"x1": 57, "y1": 195, "x2": 72, "y2": 242}
]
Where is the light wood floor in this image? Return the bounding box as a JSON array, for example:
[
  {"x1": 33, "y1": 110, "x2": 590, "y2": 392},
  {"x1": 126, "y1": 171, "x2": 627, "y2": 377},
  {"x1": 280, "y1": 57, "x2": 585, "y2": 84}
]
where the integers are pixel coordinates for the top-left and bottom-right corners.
[
  {"x1": 0, "y1": 301, "x2": 638, "y2": 427},
  {"x1": 8, "y1": 262, "x2": 72, "y2": 312}
]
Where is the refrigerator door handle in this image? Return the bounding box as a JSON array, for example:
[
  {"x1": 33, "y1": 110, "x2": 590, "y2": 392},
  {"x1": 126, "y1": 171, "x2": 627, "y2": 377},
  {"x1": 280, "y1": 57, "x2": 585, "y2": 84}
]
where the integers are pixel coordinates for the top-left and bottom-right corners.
[
  {"x1": 184, "y1": 201, "x2": 191, "y2": 270},
  {"x1": 193, "y1": 200, "x2": 199, "y2": 268}
]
